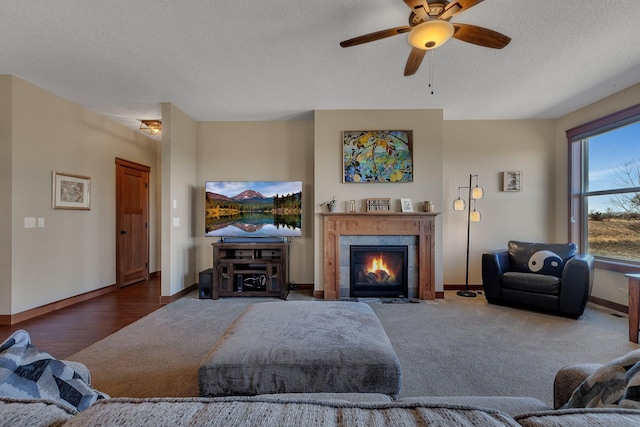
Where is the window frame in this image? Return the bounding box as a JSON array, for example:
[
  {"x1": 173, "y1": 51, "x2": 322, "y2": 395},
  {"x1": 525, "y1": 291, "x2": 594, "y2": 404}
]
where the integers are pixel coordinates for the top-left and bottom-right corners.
[{"x1": 567, "y1": 103, "x2": 640, "y2": 273}]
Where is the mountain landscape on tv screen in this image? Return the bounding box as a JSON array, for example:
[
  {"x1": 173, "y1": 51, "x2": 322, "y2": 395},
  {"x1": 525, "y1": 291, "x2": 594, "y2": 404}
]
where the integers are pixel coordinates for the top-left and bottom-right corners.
[{"x1": 205, "y1": 181, "x2": 302, "y2": 237}]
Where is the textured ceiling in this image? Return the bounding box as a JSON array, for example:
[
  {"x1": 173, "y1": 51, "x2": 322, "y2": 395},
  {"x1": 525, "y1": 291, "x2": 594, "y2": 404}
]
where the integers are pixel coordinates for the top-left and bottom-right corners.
[{"x1": 1, "y1": 0, "x2": 640, "y2": 132}]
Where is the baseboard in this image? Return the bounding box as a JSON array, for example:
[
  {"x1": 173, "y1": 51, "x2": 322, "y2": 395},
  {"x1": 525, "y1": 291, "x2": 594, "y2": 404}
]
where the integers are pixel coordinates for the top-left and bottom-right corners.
[
  {"x1": 435, "y1": 291, "x2": 445, "y2": 299},
  {"x1": 290, "y1": 283, "x2": 313, "y2": 290},
  {"x1": 159, "y1": 284, "x2": 197, "y2": 305},
  {"x1": 444, "y1": 284, "x2": 484, "y2": 291},
  {"x1": 589, "y1": 295, "x2": 628, "y2": 314},
  {"x1": 0, "y1": 284, "x2": 117, "y2": 326}
]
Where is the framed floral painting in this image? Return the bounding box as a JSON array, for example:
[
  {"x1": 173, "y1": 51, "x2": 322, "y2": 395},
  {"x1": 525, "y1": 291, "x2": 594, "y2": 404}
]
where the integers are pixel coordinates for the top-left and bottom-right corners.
[{"x1": 343, "y1": 130, "x2": 413, "y2": 183}]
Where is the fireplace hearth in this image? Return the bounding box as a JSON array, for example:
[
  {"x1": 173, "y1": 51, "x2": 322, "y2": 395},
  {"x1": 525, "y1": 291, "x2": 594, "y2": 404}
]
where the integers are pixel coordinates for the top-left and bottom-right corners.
[{"x1": 350, "y1": 245, "x2": 408, "y2": 298}]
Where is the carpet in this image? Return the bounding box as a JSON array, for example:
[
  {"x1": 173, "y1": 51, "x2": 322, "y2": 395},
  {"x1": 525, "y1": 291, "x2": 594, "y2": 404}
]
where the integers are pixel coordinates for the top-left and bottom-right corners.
[{"x1": 68, "y1": 291, "x2": 639, "y2": 406}]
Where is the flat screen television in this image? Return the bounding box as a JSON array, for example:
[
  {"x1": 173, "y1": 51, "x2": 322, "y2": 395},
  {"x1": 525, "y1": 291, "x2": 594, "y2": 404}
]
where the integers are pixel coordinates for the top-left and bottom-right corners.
[{"x1": 205, "y1": 181, "x2": 302, "y2": 238}]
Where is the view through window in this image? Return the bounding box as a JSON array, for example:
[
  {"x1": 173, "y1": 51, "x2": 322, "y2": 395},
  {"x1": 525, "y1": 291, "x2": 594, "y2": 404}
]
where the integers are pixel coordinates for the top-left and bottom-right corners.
[{"x1": 580, "y1": 119, "x2": 640, "y2": 263}]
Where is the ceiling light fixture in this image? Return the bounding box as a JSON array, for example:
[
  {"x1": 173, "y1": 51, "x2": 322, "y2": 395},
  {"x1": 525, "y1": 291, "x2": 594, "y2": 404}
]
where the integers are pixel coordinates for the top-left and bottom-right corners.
[
  {"x1": 139, "y1": 119, "x2": 162, "y2": 135},
  {"x1": 407, "y1": 20, "x2": 454, "y2": 50}
]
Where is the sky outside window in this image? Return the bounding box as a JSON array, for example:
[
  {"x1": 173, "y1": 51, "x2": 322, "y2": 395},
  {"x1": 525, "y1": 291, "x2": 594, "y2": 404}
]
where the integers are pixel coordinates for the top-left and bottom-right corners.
[{"x1": 587, "y1": 121, "x2": 640, "y2": 212}]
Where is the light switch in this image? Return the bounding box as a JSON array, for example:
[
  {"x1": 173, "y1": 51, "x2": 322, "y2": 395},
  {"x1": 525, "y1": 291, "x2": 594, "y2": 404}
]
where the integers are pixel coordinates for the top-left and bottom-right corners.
[
  {"x1": 172, "y1": 217, "x2": 180, "y2": 227},
  {"x1": 24, "y1": 217, "x2": 36, "y2": 228},
  {"x1": 173, "y1": 199, "x2": 177, "y2": 209},
  {"x1": 37, "y1": 217, "x2": 45, "y2": 228}
]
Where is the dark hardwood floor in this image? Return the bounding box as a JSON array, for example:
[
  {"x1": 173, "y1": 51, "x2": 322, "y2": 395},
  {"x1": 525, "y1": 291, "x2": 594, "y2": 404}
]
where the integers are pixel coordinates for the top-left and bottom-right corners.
[{"x1": 0, "y1": 277, "x2": 162, "y2": 359}]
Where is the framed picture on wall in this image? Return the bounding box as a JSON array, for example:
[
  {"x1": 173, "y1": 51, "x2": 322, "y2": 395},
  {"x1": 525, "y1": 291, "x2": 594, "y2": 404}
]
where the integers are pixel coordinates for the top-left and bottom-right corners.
[
  {"x1": 503, "y1": 171, "x2": 521, "y2": 192},
  {"x1": 52, "y1": 171, "x2": 91, "y2": 210},
  {"x1": 342, "y1": 130, "x2": 413, "y2": 183}
]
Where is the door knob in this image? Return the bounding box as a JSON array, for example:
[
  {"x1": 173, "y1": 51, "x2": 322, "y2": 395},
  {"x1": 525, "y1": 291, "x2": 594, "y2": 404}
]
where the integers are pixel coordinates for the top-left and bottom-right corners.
[{"x1": 120, "y1": 230, "x2": 127, "y2": 235}]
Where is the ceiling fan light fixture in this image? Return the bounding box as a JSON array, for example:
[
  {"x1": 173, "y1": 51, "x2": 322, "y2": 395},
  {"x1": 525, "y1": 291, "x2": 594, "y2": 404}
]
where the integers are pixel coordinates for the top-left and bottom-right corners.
[
  {"x1": 408, "y1": 20, "x2": 454, "y2": 50},
  {"x1": 139, "y1": 119, "x2": 162, "y2": 135}
]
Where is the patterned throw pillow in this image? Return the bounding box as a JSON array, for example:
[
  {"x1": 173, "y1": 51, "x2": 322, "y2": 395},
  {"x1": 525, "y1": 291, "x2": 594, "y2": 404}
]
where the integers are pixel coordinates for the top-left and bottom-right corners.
[
  {"x1": 508, "y1": 241, "x2": 577, "y2": 276},
  {"x1": 563, "y1": 349, "x2": 640, "y2": 409},
  {"x1": 0, "y1": 330, "x2": 108, "y2": 411},
  {"x1": 528, "y1": 250, "x2": 564, "y2": 276}
]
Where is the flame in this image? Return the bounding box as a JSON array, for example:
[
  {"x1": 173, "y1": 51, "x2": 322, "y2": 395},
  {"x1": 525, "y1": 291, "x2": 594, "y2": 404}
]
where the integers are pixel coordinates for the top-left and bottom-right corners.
[
  {"x1": 368, "y1": 256, "x2": 389, "y2": 273},
  {"x1": 359, "y1": 253, "x2": 399, "y2": 284}
]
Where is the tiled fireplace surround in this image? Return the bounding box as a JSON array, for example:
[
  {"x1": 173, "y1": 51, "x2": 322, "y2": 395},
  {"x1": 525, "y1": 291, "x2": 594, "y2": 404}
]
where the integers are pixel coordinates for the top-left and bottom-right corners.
[
  {"x1": 340, "y1": 236, "x2": 416, "y2": 298},
  {"x1": 321, "y1": 213, "x2": 438, "y2": 300}
]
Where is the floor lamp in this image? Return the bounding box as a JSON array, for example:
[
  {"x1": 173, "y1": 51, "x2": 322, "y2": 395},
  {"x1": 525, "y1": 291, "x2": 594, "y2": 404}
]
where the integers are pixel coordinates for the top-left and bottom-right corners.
[{"x1": 453, "y1": 174, "x2": 483, "y2": 298}]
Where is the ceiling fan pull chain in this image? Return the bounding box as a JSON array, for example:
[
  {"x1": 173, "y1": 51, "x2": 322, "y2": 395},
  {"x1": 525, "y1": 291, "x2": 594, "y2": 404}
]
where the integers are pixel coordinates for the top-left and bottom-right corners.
[{"x1": 428, "y1": 49, "x2": 434, "y2": 95}]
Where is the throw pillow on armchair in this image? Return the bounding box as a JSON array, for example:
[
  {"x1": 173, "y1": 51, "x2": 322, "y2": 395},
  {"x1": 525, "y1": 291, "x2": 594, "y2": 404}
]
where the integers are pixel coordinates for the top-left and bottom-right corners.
[{"x1": 508, "y1": 241, "x2": 577, "y2": 277}]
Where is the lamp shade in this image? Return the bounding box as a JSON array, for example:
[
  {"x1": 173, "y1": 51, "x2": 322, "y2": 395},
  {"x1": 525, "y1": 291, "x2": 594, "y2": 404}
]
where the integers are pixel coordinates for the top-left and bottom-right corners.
[
  {"x1": 408, "y1": 20, "x2": 455, "y2": 50},
  {"x1": 471, "y1": 186, "x2": 484, "y2": 200},
  {"x1": 470, "y1": 210, "x2": 482, "y2": 222},
  {"x1": 453, "y1": 198, "x2": 466, "y2": 211},
  {"x1": 140, "y1": 119, "x2": 162, "y2": 135}
]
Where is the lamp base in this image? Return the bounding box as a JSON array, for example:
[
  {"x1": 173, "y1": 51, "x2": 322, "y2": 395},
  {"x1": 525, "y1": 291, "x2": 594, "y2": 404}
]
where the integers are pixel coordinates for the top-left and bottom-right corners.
[{"x1": 456, "y1": 290, "x2": 477, "y2": 298}]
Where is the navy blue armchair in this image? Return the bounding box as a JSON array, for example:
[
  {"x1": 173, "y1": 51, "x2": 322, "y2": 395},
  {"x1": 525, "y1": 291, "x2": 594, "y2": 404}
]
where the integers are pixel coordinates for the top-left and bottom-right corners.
[{"x1": 482, "y1": 241, "x2": 594, "y2": 319}]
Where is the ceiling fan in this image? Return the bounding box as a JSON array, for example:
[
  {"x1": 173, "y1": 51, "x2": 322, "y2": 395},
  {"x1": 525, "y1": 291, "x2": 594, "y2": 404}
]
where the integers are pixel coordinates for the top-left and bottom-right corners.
[{"x1": 340, "y1": 0, "x2": 511, "y2": 76}]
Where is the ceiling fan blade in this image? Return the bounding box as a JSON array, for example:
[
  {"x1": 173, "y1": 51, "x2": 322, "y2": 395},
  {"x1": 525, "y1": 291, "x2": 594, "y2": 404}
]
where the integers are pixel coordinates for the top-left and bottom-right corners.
[
  {"x1": 439, "y1": 0, "x2": 484, "y2": 20},
  {"x1": 404, "y1": 47, "x2": 427, "y2": 76},
  {"x1": 340, "y1": 26, "x2": 412, "y2": 48},
  {"x1": 452, "y1": 23, "x2": 511, "y2": 49},
  {"x1": 403, "y1": 0, "x2": 430, "y2": 20}
]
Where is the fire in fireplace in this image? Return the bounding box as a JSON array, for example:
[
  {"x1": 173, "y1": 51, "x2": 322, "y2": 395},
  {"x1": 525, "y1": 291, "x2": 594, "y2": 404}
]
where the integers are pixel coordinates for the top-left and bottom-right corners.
[{"x1": 350, "y1": 245, "x2": 408, "y2": 298}]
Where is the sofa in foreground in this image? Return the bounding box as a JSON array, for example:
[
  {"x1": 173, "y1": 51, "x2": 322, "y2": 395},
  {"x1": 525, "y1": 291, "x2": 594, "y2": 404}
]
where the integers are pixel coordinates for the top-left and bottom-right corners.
[{"x1": 2, "y1": 362, "x2": 640, "y2": 426}]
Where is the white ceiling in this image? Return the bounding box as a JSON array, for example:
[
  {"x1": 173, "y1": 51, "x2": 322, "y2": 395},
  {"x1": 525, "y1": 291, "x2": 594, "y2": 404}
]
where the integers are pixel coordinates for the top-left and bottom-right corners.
[{"x1": 2, "y1": 0, "x2": 640, "y2": 132}]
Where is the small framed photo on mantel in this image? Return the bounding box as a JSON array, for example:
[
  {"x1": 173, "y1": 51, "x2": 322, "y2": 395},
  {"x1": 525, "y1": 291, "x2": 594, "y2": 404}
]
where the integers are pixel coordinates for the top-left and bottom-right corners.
[
  {"x1": 503, "y1": 171, "x2": 521, "y2": 192},
  {"x1": 400, "y1": 198, "x2": 414, "y2": 212}
]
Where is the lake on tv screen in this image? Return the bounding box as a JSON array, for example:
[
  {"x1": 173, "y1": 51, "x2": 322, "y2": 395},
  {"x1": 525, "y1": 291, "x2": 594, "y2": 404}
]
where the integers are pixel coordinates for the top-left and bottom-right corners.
[{"x1": 205, "y1": 214, "x2": 301, "y2": 237}]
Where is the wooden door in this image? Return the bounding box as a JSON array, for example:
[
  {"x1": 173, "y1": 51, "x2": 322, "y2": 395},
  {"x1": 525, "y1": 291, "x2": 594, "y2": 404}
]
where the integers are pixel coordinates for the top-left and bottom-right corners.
[{"x1": 116, "y1": 158, "x2": 150, "y2": 288}]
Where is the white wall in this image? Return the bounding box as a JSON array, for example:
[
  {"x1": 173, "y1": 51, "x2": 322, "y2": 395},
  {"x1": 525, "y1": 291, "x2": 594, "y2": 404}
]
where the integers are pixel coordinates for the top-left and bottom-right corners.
[
  {"x1": 314, "y1": 110, "x2": 444, "y2": 294},
  {"x1": 442, "y1": 120, "x2": 556, "y2": 285},
  {"x1": 4, "y1": 76, "x2": 159, "y2": 314},
  {"x1": 554, "y1": 82, "x2": 640, "y2": 306},
  {"x1": 195, "y1": 121, "x2": 314, "y2": 285},
  {"x1": 161, "y1": 103, "x2": 197, "y2": 296}
]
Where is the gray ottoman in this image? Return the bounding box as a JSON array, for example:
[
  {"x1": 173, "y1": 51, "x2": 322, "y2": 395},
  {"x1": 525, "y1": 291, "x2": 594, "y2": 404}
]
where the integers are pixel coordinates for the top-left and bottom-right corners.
[{"x1": 199, "y1": 301, "x2": 402, "y2": 398}]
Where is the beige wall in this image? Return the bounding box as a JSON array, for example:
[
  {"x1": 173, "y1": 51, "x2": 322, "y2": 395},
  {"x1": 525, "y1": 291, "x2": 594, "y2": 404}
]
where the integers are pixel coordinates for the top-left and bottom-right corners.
[
  {"x1": 161, "y1": 103, "x2": 198, "y2": 296},
  {"x1": 554, "y1": 82, "x2": 640, "y2": 305},
  {"x1": 442, "y1": 120, "x2": 556, "y2": 286},
  {"x1": 195, "y1": 121, "x2": 314, "y2": 285},
  {"x1": 314, "y1": 110, "x2": 444, "y2": 293},
  {"x1": 0, "y1": 76, "x2": 12, "y2": 313},
  {"x1": 3, "y1": 76, "x2": 158, "y2": 315}
]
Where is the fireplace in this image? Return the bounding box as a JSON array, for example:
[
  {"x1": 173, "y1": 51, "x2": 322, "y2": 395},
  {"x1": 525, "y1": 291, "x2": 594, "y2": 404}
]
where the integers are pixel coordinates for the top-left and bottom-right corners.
[
  {"x1": 350, "y1": 245, "x2": 408, "y2": 298},
  {"x1": 322, "y1": 213, "x2": 437, "y2": 300}
]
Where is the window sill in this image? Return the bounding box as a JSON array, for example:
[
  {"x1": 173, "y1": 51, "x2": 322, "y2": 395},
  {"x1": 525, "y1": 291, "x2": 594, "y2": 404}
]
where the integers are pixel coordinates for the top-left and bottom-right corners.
[{"x1": 594, "y1": 258, "x2": 640, "y2": 274}]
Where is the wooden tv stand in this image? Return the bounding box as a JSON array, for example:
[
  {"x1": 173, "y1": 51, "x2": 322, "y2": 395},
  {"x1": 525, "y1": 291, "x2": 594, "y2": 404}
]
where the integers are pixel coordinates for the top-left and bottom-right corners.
[{"x1": 212, "y1": 241, "x2": 290, "y2": 299}]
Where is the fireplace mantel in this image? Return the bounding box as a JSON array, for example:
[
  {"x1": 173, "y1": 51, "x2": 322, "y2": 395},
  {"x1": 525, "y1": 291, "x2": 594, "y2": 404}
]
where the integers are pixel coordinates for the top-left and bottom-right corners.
[{"x1": 321, "y1": 212, "x2": 439, "y2": 300}]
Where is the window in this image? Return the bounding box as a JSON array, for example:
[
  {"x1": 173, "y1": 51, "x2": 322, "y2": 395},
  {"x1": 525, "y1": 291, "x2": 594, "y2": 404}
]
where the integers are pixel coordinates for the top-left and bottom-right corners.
[{"x1": 567, "y1": 104, "x2": 640, "y2": 270}]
